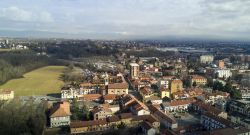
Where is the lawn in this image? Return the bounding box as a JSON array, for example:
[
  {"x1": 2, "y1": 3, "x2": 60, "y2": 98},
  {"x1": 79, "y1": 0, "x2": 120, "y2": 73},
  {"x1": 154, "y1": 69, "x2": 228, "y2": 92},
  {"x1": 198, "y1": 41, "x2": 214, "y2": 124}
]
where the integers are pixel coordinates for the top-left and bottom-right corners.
[{"x1": 0, "y1": 66, "x2": 66, "y2": 96}]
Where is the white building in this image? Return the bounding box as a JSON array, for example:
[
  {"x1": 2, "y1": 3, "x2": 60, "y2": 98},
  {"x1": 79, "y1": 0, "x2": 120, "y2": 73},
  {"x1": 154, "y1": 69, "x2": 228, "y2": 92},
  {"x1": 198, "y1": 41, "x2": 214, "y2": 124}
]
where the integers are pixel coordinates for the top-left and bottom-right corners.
[
  {"x1": 157, "y1": 79, "x2": 169, "y2": 89},
  {"x1": 200, "y1": 55, "x2": 214, "y2": 64},
  {"x1": 0, "y1": 90, "x2": 14, "y2": 100},
  {"x1": 214, "y1": 69, "x2": 232, "y2": 79},
  {"x1": 61, "y1": 86, "x2": 79, "y2": 99},
  {"x1": 130, "y1": 63, "x2": 139, "y2": 79},
  {"x1": 201, "y1": 112, "x2": 230, "y2": 131}
]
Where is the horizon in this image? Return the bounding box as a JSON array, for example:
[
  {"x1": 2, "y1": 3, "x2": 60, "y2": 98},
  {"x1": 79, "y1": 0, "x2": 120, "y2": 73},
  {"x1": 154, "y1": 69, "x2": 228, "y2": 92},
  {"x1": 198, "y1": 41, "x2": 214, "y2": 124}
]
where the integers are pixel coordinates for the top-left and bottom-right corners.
[{"x1": 0, "y1": 0, "x2": 250, "y2": 41}]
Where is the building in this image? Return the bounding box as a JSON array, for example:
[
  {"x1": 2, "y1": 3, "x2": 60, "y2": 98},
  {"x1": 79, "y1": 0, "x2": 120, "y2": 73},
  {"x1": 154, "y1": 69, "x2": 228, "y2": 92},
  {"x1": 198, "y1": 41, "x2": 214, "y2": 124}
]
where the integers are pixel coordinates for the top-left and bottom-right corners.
[
  {"x1": 139, "y1": 86, "x2": 153, "y2": 100},
  {"x1": 0, "y1": 90, "x2": 14, "y2": 100},
  {"x1": 198, "y1": 127, "x2": 250, "y2": 135},
  {"x1": 91, "y1": 106, "x2": 112, "y2": 120},
  {"x1": 214, "y1": 69, "x2": 232, "y2": 79},
  {"x1": 160, "y1": 87, "x2": 171, "y2": 99},
  {"x1": 130, "y1": 63, "x2": 140, "y2": 79},
  {"x1": 157, "y1": 79, "x2": 169, "y2": 89},
  {"x1": 201, "y1": 112, "x2": 231, "y2": 131},
  {"x1": 170, "y1": 79, "x2": 183, "y2": 94},
  {"x1": 218, "y1": 60, "x2": 225, "y2": 69},
  {"x1": 50, "y1": 101, "x2": 71, "y2": 128},
  {"x1": 161, "y1": 99, "x2": 193, "y2": 112},
  {"x1": 103, "y1": 94, "x2": 117, "y2": 104},
  {"x1": 70, "y1": 119, "x2": 109, "y2": 134},
  {"x1": 228, "y1": 100, "x2": 250, "y2": 117},
  {"x1": 192, "y1": 101, "x2": 228, "y2": 119},
  {"x1": 189, "y1": 75, "x2": 207, "y2": 87},
  {"x1": 140, "y1": 121, "x2": 157, "y2": 135},
  {"x1": 148, "y1": 105, "x2": 178, "y2": 129},
  {"x1": 61, "y1": 85, "x2": 79, "y2": 99},
  {"x1": 200, "y1": 55, "x2": 214, "y2": 64},
  {"x1": 108, "y1": 83, "x2": 128, "y2": 95}
]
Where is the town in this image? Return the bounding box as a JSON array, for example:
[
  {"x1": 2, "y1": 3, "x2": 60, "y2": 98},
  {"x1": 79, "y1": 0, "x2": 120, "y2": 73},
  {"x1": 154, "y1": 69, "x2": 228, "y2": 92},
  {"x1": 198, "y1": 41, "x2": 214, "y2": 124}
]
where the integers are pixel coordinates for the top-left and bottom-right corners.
[{"x1": 1, "y1": 38, "x2": 250, "y2": 135}]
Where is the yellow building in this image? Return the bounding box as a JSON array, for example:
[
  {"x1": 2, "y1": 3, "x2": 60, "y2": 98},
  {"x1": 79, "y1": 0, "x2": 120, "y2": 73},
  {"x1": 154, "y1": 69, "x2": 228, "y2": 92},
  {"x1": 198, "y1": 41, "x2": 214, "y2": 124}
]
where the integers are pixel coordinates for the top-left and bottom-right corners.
[
  {"x1": 190, "y1": 75, "x2": 207, "y2": 87},
  {"x1": 170, "y1": 79, "x2": 183, "y2": 94},
  {"x1": 108, "y1": 83, "x2": 129, "y2": 95},
  {"x1": 160, "y1": 87, "x2": 170, "y2": 99}
]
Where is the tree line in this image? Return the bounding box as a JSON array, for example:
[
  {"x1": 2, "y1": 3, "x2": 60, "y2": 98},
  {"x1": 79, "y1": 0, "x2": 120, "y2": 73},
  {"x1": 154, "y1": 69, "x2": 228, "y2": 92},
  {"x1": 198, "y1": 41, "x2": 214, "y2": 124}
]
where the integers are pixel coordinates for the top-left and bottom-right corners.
[{"x1": 0, "y1": 99, "x2": 46, "y2": 135}]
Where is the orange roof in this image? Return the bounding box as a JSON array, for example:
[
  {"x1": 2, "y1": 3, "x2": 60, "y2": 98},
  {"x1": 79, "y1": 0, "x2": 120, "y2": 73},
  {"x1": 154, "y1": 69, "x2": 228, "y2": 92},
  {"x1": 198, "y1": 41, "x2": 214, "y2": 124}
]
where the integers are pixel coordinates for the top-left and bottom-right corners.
[
  {"x1": 82, "y1": 94, "x2": 102, "y2": 101},
  {"x1": 103, "y1": 94, "x2": 117, "y2": 100},
  {"x1": 50, "y1": 101, "x2": 71, "y2": 117},
  {"x1": 108, "y1": 83, "x2": 128, "y2": 89},
  {"x1": 169, "y1": 99, "x2": 193, "y2": 106},
  {"x1": 139, "y1": 86, "x2": 152, "y2": 95},
  {"x1": 70, "y1": 119, "x2": 107, "y2": 128},
  {"x1": 191, "y1": 75, "x2": 207, "y2": 80},
  {"x1": 171, "y1": 79, "x2": 182, "y2": 84}
]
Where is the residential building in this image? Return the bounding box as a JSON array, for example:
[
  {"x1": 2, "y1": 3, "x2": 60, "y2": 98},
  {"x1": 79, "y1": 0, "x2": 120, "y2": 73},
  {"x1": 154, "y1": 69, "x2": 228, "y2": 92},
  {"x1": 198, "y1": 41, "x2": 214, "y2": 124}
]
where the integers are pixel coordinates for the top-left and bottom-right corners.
[
  {"x1": 161, "y1": 99, "x2": 193, "y2": 112},
  {"x1": 160, "y1": 87, "x2": 170, "y2": 99},
  {"x1": 201, "y1": 112, "x2": 231, "y2": 131},
  {"x1": 108, "y1": 83, "x2": 128, "y2": 95},
  {"x1": 218, "y1": 60, "x2": 225, "y2": 69},
  {"x1": 140, "y1": 121, "x2": 157, "y2": 135},
  {"x1": 61, "y1": 86, "x2": 79, "y2": 99},
  {"x1": 70, "y1": 119, "x2": 109, "y2": 134},
  {"x1": 130, "y1": 63, "x2": 140, "y2": 79},
  {"x1": 170, "y1": 79, "x2": 183, "y2": 94},
  {"x1": 214, "y1": 69, "x2": 232, "y2": 79},
  {"x1": 103, "y1": 94, "x2": 117, "y2": 104},
  {"x1": 157, "y1": 79, "x2": 169, "y2": 89},
  {"x1": 91, "y1": 106, "x2": 112, "y2": 120},
  {"x1": 200, "y1": 55, "x2": 214, "y2": 64},
  {"x1": 139, "y1": 86, "x2": 153, "y2": 100},
  {"x1": 50, "y1": 101, "x2": 71, "y2": 128},
  {"x1": 148, "y1": 105, "x2": 178, "y2": 129},
  {"x1": 228, "y1": 100, "x2": 250, "y2": 117},
  {"x1": 0, "y1": 90, "x2": 14, "y2": 100},
  {"x1": 189, "y1": 75, "x2": 207, "y2": 87}
]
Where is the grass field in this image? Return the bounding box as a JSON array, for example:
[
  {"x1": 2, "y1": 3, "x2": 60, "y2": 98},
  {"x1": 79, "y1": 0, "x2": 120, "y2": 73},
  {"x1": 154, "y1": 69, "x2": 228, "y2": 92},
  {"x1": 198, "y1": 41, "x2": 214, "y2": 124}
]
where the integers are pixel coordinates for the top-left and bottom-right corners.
[{"x1": 0, "y1": 66, "x2": 66, "y2": 96}]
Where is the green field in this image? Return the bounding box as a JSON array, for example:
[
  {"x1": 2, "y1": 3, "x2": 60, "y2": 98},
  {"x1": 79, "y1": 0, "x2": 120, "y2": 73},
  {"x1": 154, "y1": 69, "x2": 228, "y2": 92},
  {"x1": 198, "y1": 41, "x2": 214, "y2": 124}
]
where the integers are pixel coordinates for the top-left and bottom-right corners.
[{"x1": 0, "y1": 66, "x2": 66, "y2": 96}]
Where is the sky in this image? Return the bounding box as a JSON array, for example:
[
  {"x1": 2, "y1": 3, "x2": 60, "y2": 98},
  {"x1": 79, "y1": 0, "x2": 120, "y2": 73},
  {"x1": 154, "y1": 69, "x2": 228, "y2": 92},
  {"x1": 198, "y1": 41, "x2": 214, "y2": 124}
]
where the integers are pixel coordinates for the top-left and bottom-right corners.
[{"x1": 0, "y1": 0, "x2": 250, "y2": 40}]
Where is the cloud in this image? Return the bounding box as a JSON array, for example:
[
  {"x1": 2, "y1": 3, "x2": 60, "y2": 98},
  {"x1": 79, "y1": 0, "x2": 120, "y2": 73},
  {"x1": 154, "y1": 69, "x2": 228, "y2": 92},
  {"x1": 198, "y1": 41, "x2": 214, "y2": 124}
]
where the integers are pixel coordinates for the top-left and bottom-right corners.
[{"x1": 0, "y1": 6, "x2": 53, "y2": 23}]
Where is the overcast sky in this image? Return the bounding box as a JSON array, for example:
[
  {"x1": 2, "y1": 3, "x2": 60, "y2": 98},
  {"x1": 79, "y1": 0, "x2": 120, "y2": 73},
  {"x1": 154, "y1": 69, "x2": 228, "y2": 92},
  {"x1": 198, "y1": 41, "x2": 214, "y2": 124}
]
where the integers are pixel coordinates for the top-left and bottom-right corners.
[{"x1": 0, "y1": 0, "x2": 250, "y2": 40}]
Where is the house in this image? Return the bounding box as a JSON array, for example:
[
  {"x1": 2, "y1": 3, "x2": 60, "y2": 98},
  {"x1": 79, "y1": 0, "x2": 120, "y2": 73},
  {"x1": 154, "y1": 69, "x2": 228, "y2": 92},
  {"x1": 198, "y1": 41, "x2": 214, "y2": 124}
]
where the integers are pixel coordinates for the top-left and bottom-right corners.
[
  {"x1": 200, "y1": 55, "x2": 214, "y2": 64},
  {"x1": 161, "y1": 99, "x2": 193, "y2": 112},
  {"x1": 159, "y1": 87, "x2": 171, "y2": 99},
  {"x1": 139, "y1": 86, "x2": 153, "y2": 100},
  {"x1": 79, "y1": 94, "x2": 102, "y2": 102},
  {"x1": 145, "y1": 96, "x2": 162, "y2": 105},
  {"x1": 204, "y1": 91, "x2": 229, "y2": 105},
  {"x1": 228, "y1": 100, "x2": 250, "y2": 117},
  {"x1": 103, "y1": 94, "x2": 117, "y2": 104},
  {"x1": 148, "y1": 105, "x2": 178, "y2": 129},
  {"x1": 0, "y1": 90, "x2": 14, "y2": 100},
  {"x1": 198, "y1": 127, "x2": 250, "y2": 135},
  {"x1": 108, "y1": 83, "x2": 128, "y2": 95},
  {"x1": 192, "y1": 101, "x2": 228, "y2": 119},
  {"x1": 131, "y1": 115, "x2": 160, "y2": 129},
  {"x1": 214, "y1": 69, "x2": 232, "y2": 79},
  {"x1": 140, "y1": 121, "x2": 157, "y2": 135},
  {"x1": 50, "y1": 101, "x2": 71, "y2": 128},
  {"x1": 70, "y1": 119, "x2": 109, "y2": 134},
  {"x1": 189, "y1": 75, "x2": 207, "y2": 87},
  {"x1": 201, "y1": 112, "x2": 232, "y2": 131},
  {"x1": 170, "y1": 79, "x2": 183, "y2": 94},
  {"x1": 157, "y1": 79, "x2": 170, "y2": 89},
  {"x1": 61, "y1": 85, "x2": 79, "y2": 99},
  {"x1": 91, "y1": 106, "x2": 112, "y2": 120},
  {"x1": 122, "y1": 94, "x2": 150, "y2": 116}
]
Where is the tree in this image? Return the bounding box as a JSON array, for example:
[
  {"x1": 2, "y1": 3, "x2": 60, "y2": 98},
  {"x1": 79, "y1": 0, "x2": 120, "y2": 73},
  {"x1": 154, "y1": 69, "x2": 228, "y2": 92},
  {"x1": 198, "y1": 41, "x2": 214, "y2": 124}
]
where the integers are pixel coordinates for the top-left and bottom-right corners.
[{"x1": 192, "y1": 81, "x2": 197, "y2": 87}]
